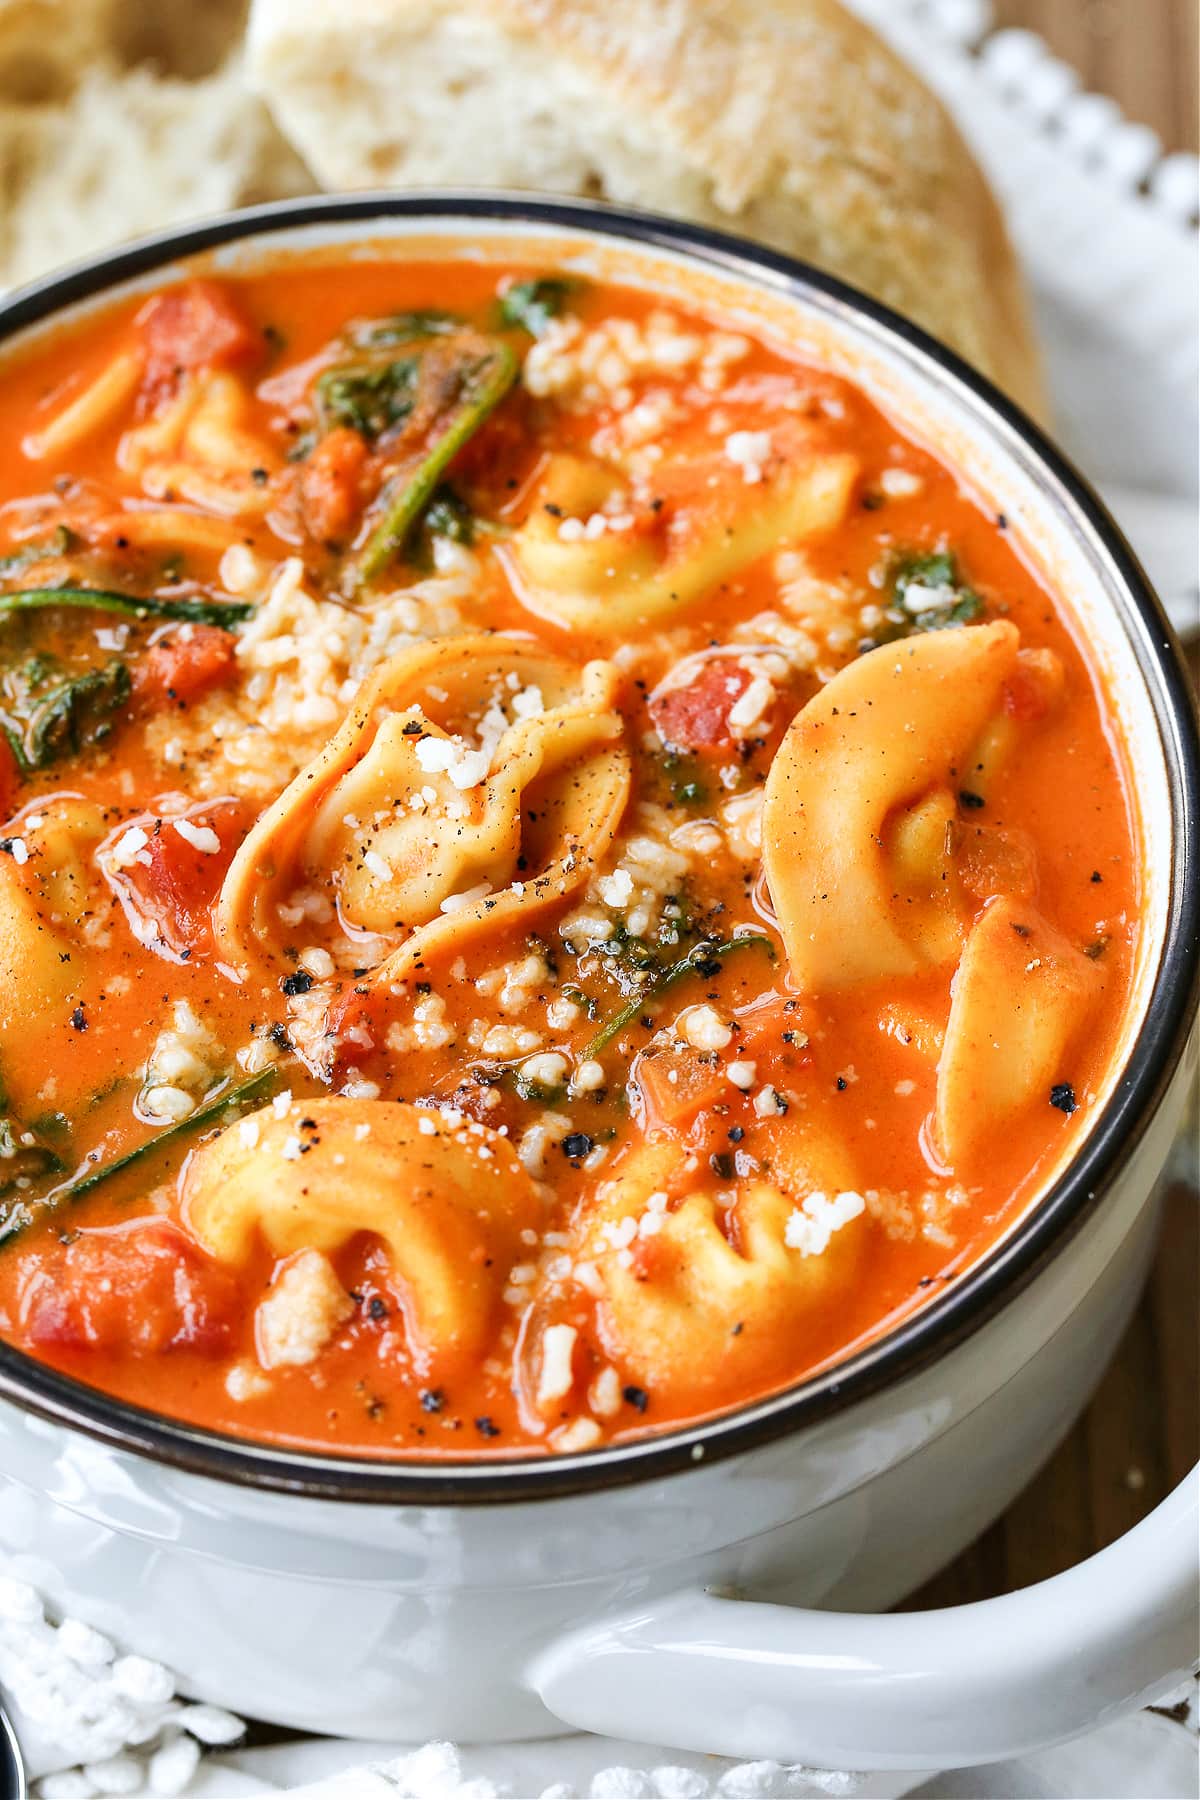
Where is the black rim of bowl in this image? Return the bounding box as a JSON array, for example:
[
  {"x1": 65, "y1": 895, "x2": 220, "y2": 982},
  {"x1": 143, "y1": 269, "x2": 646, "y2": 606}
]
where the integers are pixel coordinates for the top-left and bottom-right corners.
[
  {"x1": 0, "y1": 1699, "x2": 24, "y2": 1800},
  {"x1": 0, "y1": 192, "x2": 1195, "y2": 1504}
]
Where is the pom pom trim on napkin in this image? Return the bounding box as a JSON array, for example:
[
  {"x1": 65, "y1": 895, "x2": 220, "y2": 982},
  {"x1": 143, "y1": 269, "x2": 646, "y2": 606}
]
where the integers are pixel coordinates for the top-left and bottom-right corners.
[{"x1": 0, "y1": 1574, "x2": 243, "y2": 1796}]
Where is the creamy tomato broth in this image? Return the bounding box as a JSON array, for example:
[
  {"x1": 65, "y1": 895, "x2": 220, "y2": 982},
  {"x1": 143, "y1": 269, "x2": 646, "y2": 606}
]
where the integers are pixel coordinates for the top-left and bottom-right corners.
[{"x1": 0, "y1": 259, "x2": 1136, "y2": 1456}]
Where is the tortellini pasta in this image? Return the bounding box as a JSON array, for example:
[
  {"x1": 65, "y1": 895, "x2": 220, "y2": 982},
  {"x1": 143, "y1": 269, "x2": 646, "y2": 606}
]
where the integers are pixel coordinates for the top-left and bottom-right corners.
[
  {"x1": 215, "y1": 633, "x2": 631, "y2": 988},
  {"x1": 119, "y1": 371, "x2": 279, "y2": 518},
  {"x1": 182, "y1": 1099, "x2": 541, "y2": 1377},
  {"x1": 0, "y1": 799, "x2": 107, "y2": 1111},
  {"x1": 762, "y1": 621, "x2": 1020, "y2": 993},
  {"x1": 935, "y1": 896, "x2": 1102, "y2": 1166},
  {"x1": 507, "y1": 438, "x2": 857, "y2": 635},
  {"x1": 959, "y1": 645, "x2": 1065, "y2": 802},
  {"x1": 578, "y1": 1130, "x2": 867, "y2": 1407}
]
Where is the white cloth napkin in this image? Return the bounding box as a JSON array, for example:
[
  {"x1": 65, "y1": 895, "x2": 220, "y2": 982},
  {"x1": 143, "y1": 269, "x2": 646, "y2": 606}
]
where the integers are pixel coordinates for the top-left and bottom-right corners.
[
  {"x1": 204, "y1": 1700, "x2": 1200, "y2": 1799},
  {"x1": 5, "y1": 1558, "x2": 1195, "y2": 1796},
  {"x1": 5, "y1": 4, "x2": 1198, "y2": 1796}
]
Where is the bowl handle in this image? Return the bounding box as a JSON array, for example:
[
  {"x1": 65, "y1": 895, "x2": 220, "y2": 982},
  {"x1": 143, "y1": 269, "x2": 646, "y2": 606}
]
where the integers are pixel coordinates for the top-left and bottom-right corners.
[{"x1": 530, "y1": 1472, "x2": 1198, "y2": 1768}]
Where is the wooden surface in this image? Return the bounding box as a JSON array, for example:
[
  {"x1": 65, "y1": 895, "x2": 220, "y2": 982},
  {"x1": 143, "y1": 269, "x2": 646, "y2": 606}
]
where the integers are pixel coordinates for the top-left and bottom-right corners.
[
  {"x1": 994, "y1": 0, "x2": 1198, "y2": 150},
  {"x1": 908, "y1": 2, "x2": 1200, "y2": 1608},
  {"x1": 907, "y1": 1180, "x2": 1198, "y2": 1608}
]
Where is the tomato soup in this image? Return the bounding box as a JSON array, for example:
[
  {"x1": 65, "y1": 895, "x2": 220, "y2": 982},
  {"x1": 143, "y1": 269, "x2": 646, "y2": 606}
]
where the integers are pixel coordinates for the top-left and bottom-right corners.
[{"x1": 0, "y1": 258, "x2": 1137, "y2": 1457}]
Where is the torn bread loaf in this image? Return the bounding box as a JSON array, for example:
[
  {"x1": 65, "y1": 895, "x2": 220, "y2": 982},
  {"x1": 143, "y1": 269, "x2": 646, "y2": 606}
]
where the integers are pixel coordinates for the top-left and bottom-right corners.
[
  {"x1": 246, "y1": 0, "x2": 1044, "y2": 417},
  {"x1": 0, "y1": 0, "x2": 311, "y2": 292}
]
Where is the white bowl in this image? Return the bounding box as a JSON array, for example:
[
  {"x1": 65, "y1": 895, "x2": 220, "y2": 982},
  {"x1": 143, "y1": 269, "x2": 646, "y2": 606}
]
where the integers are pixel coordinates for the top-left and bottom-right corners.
[{"x1": 0, "y1": 195, "x2": 1195, "y2": 1770}]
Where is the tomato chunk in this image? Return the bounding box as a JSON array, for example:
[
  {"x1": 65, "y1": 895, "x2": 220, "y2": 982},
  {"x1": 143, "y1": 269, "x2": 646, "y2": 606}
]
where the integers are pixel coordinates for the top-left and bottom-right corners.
[
  {"x1": 650, "y1": 662, "x2": 755, "y2": 752},
  {"x1": 323, "y1": 984, "x2": 383, "y2": 1086},
  {"x1": 300, "y1": 426, "x2": 369, "y2": 544},
  {"x1": 633, "y1": 1041, "x2": 729, "y2": 1129},
  {"x1": 102, "y1": 797, "x2": 246, "y2": 962},
  {"x1": 19, "y1": 1219, "x2": 240, "y2": 1356},
  {"x1": 449, "y1": 394, "x2": 540, "y2": 515},
  {"x1": 132, "y1": 625, "x2": 238, "y2": 710},
  {"x1": 138, "y1": 279, "x2": 259, "y2": 391},
  {"x1": 1003, "y1": 647, "x2": 1065, "y2": 723}
]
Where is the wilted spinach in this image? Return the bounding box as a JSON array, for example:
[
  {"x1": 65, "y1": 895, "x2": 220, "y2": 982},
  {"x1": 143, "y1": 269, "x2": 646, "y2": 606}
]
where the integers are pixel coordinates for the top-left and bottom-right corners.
[
  {"x1": 859, "y1": 549, "x2": 985, "y2": 651},
  {"x1": 315, "y1": 357, "x2": 419, "y2": 439},
  {"x1": 499, "y1": 277, "x2": 575, "y2": 338}
]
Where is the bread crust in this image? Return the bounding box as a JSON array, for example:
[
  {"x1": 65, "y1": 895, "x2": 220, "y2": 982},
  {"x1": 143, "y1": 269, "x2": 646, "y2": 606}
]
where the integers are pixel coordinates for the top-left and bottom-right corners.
[{"x1": 247, "y1": 0, "x2": 1045, "y2": 417}]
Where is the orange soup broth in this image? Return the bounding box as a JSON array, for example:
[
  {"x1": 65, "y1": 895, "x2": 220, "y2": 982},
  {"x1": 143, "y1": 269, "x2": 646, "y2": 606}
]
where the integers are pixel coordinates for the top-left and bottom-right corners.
[{"x1": 0, "y1": 259, "x2": 1137, "y2": 1456}]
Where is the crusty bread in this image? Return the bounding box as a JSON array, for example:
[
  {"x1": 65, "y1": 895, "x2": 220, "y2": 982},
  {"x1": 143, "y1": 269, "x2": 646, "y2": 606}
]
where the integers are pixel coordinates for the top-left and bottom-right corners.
[
  {"x1": 0, "y1": 0, "x2": 115, "y2": 102},
  {"x1": 245, "y1": 0, "x2": 1045, "y2": 417},
  {"x1": 0, "y1": 0, "x2": 311, "y2": 293}
]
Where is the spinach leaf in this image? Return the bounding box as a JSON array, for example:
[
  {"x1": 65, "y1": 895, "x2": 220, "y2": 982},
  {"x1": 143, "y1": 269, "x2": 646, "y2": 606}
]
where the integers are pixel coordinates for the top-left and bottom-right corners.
[
  {"x1": 0, "y1": 1115, "x2": 65, "y2": 1197},
  {"x1": 499, "y1": 277, "x2": 575, "y2": 338},
  {"x1": 24, "y1": 660, "x2": 130, "y2": 769},
  {"x1": 0, "y1": 587, "x2": 252, "y2": 627},
  {"x1": 585, "y1": 933, "x2": 776, "y2": 1057},
  {"x1": 353, "y1": 342, "x2": 518, "y2": 583},
  {"x1": 892, "y1": 550, "x2": 957, "y2": 600},
  {"x1": 861, "y1": 550, "x2": 985, "y2": 651},
  {"x1": 0, "y1": 526, "x2": 75, "y2": 580},
  {"x1": 891, "y1": 550, "x2": 983, "y2": 632},
  {"x1": 315, "y1": 357, "x2": 419, "y2": 439},
  {"x1": 345, "y1": 311, "x2": 463, "y2": 349},
  {"x1": 0, "y1": 723, "x2": 27, "y2": 775},
  {"x1": 0, "y1": 1068, "x2": 278, "y2": 1248},
  {"x1": 420, "y1": 486, "x2": 475, "y2": 546}
]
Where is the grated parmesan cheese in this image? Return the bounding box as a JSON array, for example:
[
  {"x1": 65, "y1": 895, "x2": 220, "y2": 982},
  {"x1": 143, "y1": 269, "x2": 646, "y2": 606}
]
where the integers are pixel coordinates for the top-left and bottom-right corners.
[
  {"x1": 256, "y1": 1250, "x2": 354, "y2": 1370},
  {"x1": 726, "y1": 673, "x2": 776, "y2": 736},
  {"x1": 785, "y1": 1190, "x2": 866, "y2": 1258},
  {"x1": 679, "y1": 1004, "x2": 733, "y2": 1053},
  {"x1": 724, "y1": 429, "x2": 771, "y2": 484},
  {"x1": 109, "y1": 825, "x2": 150, "y2": 869},
  {"x1": 172, "y1": 818, "x2": 220, "y2": 855},
  {"x1": 536, "y1": 1324, "x2": 578, "y2": 1408}
]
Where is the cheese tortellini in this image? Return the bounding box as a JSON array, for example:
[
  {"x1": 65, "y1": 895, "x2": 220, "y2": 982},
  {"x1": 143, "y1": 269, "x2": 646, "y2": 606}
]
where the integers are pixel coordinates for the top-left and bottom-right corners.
[
  {"x1": 762, "y1": 621, "x2": 1020, "y2": 993},
  {"x1": 579, "y1": 1131, "x2": 867, "y2": 1407},
  {"x1": 0, "y1": 799, "x2": 107, "y2": 1112},
  {"x1": 119, "y1": 370, "x2": 279, "y2": 518},
  {"x1": 935, "y1": 897, "x2": 1102, "y2": 1166},
  {"x1": 182, "y1": 1099, "x2": 541, "y2": 1377},
  {"x1": 507, "y1": 439, "x2": 857, "y2": 635},
  {"x1": 215, "y1": 633, "x2": 631, "y2": 987}
]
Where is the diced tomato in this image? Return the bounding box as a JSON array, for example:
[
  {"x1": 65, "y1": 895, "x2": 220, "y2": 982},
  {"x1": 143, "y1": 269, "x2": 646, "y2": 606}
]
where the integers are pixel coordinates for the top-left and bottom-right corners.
[
  {"x1": 19, "y1": 1219, "x2": 240, "y2": 1356},
  {"x1": 633, "y1": 1042, "x2": 728, "y2": 1129},
  {"x1": 323, "y1": 984, "x2": 384, "y2": 1086},
  {"x1": 650, "y1": 662, "x2": 755, "y2": 752},
  {"x1": 132, "y1": 625, "x2": 238, "y2": 710},
  {"x1": 300, "y1": 426, "x2": 370, "y2": 544},
  {"x1": 1003, "y1": 647, "x2": 1065, "y2": 723},
  {"x1": 138, "y1": 280, "x2": 259, "y2": 393},
  {"x1": 102, "y1": 797, "x2": 245, "y2": 962},
  {"x1": 0, "y1": 732, "x2": 21, "y2": 823},
  {"x1": 449, "y1": 394, "x2": 541, "y2": 516}
]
